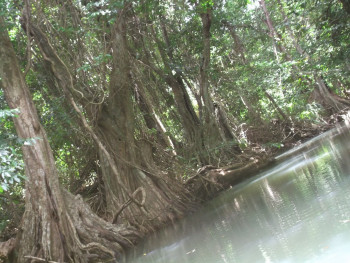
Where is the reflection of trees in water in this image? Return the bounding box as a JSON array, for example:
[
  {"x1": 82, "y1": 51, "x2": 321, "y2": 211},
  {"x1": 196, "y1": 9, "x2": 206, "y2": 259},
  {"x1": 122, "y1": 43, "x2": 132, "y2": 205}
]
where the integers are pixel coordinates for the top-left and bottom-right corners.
[
  {"x1": 130, "y1": 128, "x2": 350, "y2": 262},
  {"x1": 208, "y1": 130, "x2": 350, "y2": 262},
  {"x1": 251, "y1": 132, "x2": 350, "y2": 261}
]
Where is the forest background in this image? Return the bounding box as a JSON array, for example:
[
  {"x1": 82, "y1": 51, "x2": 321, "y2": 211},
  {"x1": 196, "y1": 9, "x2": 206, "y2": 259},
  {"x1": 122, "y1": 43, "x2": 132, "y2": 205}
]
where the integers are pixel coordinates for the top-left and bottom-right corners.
[{"x1": 0, "y1": 0, "x2": 349, "y2": 262}]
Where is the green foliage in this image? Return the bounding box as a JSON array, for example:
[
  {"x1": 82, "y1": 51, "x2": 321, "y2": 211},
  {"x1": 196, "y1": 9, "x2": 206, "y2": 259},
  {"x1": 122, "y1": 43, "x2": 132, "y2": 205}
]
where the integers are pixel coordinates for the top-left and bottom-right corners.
[
  {"x1": 199, "y1": 0, "x2": 214, "y2": 9},
  {"x1": 0, "y1": 146, "x2": 24, "y2": 192},
  {"x1": 1, "y1": 0, "x2": 349, "y2": 197},
  {"x1": 0, "y1": 107, "x2": 24, "y2": 193}
]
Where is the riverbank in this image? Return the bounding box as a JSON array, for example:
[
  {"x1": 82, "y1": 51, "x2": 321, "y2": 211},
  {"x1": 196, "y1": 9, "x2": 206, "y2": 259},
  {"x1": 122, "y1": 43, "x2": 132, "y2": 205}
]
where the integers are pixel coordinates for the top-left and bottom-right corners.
[
  {"x1": 127, "y1": 124, "x2": 350, "y2": 263},
  {"x1": 1, "y1": 111, "x2": 349, "y2": 262},
  {"x1": 118, "y1": 111, "x2": 350, "y2": 262},
  {"x1": 184, "y1": 109, "x2": 350, "y2": 202}
]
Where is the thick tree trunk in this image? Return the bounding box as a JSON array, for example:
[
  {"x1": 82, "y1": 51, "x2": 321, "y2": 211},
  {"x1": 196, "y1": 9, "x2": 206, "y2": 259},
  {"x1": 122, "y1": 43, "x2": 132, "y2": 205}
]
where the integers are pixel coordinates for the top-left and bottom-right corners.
[
  {"x1": 0, "y1": 17, "x2": 138, "y2": 263},
  {"x1": 158, "y1": 17, "x2": 204, "y2": 122},
  {"x1": 198, "y1": 7, "x2": 242, "y2": 159},
  {"x1": 199, "y1": 9, "x2": 223, "y2": 148},
  {"x1": 25, "y1": 8, "x2": 193, "y2": 236},
  {"x1": 97, "y1": 12, "x2": 193, "y2": 228}
]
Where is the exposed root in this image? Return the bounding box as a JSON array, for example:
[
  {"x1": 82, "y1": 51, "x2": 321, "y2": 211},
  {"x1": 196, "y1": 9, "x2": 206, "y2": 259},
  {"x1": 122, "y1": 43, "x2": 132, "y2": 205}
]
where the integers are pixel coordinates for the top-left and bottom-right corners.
[
  {"x1": 24, "y1": 256, "x2": 63, "y2": 263},
  {"x1": 186, "y1": 157, "x2": 276, "y2": 200},
  {"x1": 0, "y1": 238, "x2": 16, "y2": 262},
  {"x1": 66, "y1": 213, "x2": 115, "y2": 259},
  {"x1": 112, "y1": 187, "x2": 146, "y2": 224}
]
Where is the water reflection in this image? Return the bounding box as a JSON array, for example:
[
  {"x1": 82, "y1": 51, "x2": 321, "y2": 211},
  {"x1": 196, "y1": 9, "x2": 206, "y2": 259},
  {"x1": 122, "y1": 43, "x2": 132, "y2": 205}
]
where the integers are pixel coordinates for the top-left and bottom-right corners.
[{"x1": 128, "y1": 125, "x2": 350, "y2": 263}]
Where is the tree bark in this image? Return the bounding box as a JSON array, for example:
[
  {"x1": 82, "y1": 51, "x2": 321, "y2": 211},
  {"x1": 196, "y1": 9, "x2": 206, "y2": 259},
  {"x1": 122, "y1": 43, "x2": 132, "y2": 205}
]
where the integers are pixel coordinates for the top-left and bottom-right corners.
[
  {"x1": 199, "y1": 8, "x2": 223, "y2": 148},
  {"x1": 98, "y1": 11, "x2": 194, "y2": 229},
  {"x1": 1, "y1": 17, "x2": 138, "y2": 263},
  {"x1": 149, "y1": 24, "x2": 209, "y2": 163},
  {"x1": 133, "y1": 78, "x2": 176, "y2": 152},
  {"x1": 25, "y1": 7, "x2": 193, "y2": 236}
]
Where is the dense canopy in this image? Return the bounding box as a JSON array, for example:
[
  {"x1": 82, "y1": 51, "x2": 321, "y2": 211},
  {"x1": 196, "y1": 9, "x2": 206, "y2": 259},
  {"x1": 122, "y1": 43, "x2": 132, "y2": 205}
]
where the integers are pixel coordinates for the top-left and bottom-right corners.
[{"x1": 0, "y1": 0, "x2": 349, "y2": 262}]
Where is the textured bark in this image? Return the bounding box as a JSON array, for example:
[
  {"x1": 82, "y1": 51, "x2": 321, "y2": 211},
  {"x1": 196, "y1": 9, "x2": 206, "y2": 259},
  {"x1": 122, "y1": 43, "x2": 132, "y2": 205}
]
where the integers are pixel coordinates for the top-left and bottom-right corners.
[
  {"x1": 1, "y1": 17, "x2": 71, "y2": 261},
  {"x1": 1, "y1": 17, "x2": 138, "y2": 263},
  {"x1": 198, "y1": 8, "x2": 243, "y2": 159},
  {"x1": 159, "y1": 16, "x2": 203, "y2": 119},
  {"x1": 96, "y1": 12, "x2": 193, "y2": 229},
  {"x1": 0, "y1": 238, "x2": 16, "y2": 260},
  {"x1": 199, "y1": 9, "x2": 222, "y2": 147},
  {"x1": 134, "y1": 79, "x2": 175, "y2": 152},
  {"x1": 312, "y1": 75, "x2": 350, "y2": 112},
  {"x1": 25, "y1": 8, "x2": 193, "y2": 237}
]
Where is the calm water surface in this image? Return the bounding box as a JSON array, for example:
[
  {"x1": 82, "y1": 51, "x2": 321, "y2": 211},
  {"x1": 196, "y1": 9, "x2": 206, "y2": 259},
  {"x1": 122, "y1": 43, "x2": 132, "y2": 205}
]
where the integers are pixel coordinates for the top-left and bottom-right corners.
[{"x1": 127, "y1": 124, "x2": 350, "y2": 263}]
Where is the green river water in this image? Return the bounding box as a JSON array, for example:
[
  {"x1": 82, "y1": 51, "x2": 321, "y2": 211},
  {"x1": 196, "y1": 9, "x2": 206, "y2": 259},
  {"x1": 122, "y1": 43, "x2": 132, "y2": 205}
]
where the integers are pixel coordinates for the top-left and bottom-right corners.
[{"x1": 127, "y1": 124, "x2": 350, "y2": 263}]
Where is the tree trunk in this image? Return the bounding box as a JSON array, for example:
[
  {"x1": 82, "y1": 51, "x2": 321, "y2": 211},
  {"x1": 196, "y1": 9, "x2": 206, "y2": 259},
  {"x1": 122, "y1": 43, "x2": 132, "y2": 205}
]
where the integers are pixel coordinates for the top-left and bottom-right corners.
[
  {"x1": 221, "y1": 20, "x2": 246, "y2": 63},
  {"x1": 199, "y1": 8, "x2": 224, "y2": 149},
  {"x1": 158, "y1": 17, "x2": 205, "y2": 126},
  {"x1": 259, "y1": 0, "x2": 291, "y2": 62},
  {"x1": 133, "y1": 78, "x2": 176, "y2": 152},
  {"x1": 1, "y1": 17, "x2": 138, "y2": 263},
  {"x1": 128, "y1": 11, "x2": 178, "y2": 154},
  {"x1": 149, "y1": 24, "x2": 209, "y2": 164},
  {"x1": 98, "y1": 12, "x2": 194, "y2": 228},
  {"x1": 25, "y1": 7, "x2": 194, "y2": 236},
  {"x1": 312, "y1": 75, "x2": 350, "y2": 112}
]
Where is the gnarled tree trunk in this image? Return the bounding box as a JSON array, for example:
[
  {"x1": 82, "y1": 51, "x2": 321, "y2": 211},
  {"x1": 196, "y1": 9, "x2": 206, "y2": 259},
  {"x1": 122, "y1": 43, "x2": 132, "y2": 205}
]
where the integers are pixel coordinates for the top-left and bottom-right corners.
[
  {"x1": 96, "y1": 11, "x2": 193, "y2": 230},
  {"x1": 26, "y1": 7, "x2": 194, "y2": 237},
  {"x1": 0, "y1": 17, "x2": 138, "y2": 263}
]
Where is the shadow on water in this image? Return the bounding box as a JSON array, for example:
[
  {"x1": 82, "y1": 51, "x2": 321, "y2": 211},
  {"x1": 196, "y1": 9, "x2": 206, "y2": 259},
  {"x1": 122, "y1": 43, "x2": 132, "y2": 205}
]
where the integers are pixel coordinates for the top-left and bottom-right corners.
[{"x1": 127, "y1": 124, "x2": 350, "y2": 263}]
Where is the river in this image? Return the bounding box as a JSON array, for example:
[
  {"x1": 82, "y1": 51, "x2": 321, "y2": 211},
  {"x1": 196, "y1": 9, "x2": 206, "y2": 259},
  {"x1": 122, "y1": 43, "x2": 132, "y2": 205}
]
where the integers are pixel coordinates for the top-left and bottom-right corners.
[{"x1": 127, "y1": 124, "x2": 350, "y2": 263}]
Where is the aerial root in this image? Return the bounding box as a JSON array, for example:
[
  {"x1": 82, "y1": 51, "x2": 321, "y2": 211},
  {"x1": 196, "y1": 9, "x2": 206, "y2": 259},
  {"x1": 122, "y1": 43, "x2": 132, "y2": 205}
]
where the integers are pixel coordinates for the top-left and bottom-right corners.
[{"x1": 66, "y1": 212, "x2": 116, "y2": 259}]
